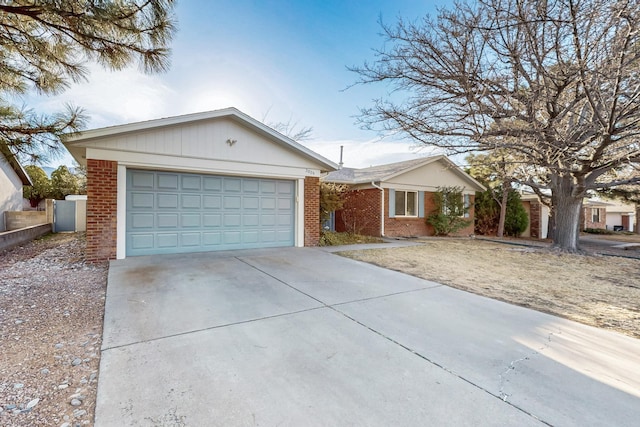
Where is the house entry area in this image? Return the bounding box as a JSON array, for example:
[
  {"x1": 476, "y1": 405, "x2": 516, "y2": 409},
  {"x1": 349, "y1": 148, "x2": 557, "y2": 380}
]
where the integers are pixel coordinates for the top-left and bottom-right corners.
[{"x1": 125, "y1": 169, "x2": 295, "y2": 256}]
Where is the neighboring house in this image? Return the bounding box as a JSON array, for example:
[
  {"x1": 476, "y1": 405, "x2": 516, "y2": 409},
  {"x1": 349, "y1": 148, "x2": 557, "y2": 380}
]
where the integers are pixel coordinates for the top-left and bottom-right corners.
[
  {"x1": 520, "y1": 192, "x2": 551, "y2": 239},
  {"x1": 582, "y1": 199, "x2": 609, "y2": 230},
  {"x1": 63, "y1": 108, "x2": 337, "y2": 261},
  {"x1": 604, "y1": 200, "x2": 635, "y2": 232},
  {"x1": 0, "y1": 148, "x2": 32, "y2": 232},
  {"x1": 323, "y1": 156, "x2": 485, "y2": 238}
]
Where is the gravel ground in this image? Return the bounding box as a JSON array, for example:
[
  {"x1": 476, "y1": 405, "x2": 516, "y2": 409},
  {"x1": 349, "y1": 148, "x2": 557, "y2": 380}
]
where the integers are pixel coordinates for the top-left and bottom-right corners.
[{"x1": 0, "y1": 233, "x2": 108, "y2": 427}]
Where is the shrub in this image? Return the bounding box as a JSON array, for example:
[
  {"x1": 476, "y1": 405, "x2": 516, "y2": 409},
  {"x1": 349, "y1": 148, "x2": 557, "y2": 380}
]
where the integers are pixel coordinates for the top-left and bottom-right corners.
[
  {"x1": 503, "y1": 191, "x2": 529, "y2": 237},
  {"x1": 427, "y1": 187, "x2": 472, "y2": 236}
]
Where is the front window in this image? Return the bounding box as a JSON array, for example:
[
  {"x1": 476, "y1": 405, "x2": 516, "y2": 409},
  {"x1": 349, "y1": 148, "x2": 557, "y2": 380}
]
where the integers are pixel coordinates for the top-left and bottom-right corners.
[
  {"x1": 592, "y1": 208, "x2": 600, "y2": 223},
  {"x1": 395, "y1": 190, "x2": 418, "y2": 216}
]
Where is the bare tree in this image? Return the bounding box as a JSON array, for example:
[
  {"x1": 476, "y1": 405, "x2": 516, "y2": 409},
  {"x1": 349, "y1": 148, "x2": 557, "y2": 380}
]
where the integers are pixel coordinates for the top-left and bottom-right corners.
[
  {"x1": 351, "y1": 0, "x2": 640, "y2": 252},
  {"x1": 0, "y1": 0, "x2": 176, "y2": 162}
]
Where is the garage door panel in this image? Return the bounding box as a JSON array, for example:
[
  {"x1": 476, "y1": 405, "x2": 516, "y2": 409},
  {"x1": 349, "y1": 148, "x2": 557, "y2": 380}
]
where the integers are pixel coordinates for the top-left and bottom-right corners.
[
  {"x1": 261, "y1": 230, "x2": 276, "y2": 242},
  {"x1": 157, "y1": 174, "x2": 179, "y2": 189},
  {"x1": 182, "y1": 175, "x2": 201, "y2": 190},
  {"x1": 203, "y1": 195, "x2": 221, "y2": 209},
  {"x1": 158, "y1": 213, "x2": 178, "y2": 228},
  {"x1": 181, "y1": 233, "x2": 201, "y2": 247},
  {"x1": 262, "y1": 214, "x2": 276, "y2": 226},
  {"x1": 224, "y1": 178, "x2": 242, "y2": 192},
  {"x1": 243, "y1": 231, "x2": 259, "y2": 243},
  {"x1": 203, "y1": 214, "x2": 221, "y2": 227},
  {"x1": 203, "y1": 177, "x2": 222, "y2": 191},
  {"x1": 244, "y1": 196, "x2": 259, "y2": 210},
  {"x1": 130, "y1": 192, "x2": 154, "y2": 209},
  {"x1": 131, "y1": 213, "x2": 154, "y2": 229},
  {"x1": 131, "y1": 171, "x2": 154, "y2": 188},
  {"x1": 223, "y1": 231, "x2": 241, "y2": 244},
  {"x1": 278, "y1": 181, "x2": 293, "y2": 194},
  {"x1": 244, "y1": 214, "x2": 259, "y2": 226},
  {"x1": 157, "y1": 233, "x2": 178, "y2": 248},
  {"x1": 224, "y1": 196, "x2": 241, "y2": 209},
  {"x1": 261, "y1": 199, "x2": 276, "y2": 210},
  {"x1": 261, "y1": 181, "x2": 276, "y2": 193},
  {"x1": 130, "y1": 234, "x2": 154, "y2": 250},
  {"x1": 224, "y1": 214, "x2": 241, "y2": 227},
  {"x1": 181, "y1": 194, "x2": 201, "y2": 209},
  {"x1": 243, "y1": 179, "x2": 260, "y2": 193},
  {"x1": 277, "y1": 230, "x2": 293, "y2": 242},
  {"x1": 158, "y1": 194, "x2": 179, "y2": 209},
  {"x1": 127, "y1": 170, "x2": 295, "y2": 256},
  {"x1": 203, "y1": 232, "x2": 221, "y2": 246},
  {"x1": 181, "y1": 213, "x2": 201, "y2": 227},
  {"x1": 278, "y1": 198, "x2": 292, "y2": 210}
]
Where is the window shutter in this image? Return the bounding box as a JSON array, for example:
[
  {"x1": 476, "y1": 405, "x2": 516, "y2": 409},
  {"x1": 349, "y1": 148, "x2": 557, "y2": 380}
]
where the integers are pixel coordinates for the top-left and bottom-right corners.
[
  {"x1": 418, "y1": 191, "x2": 425, "y2": 218},
  {"x1": 389, "y1": 189, "x2": 395, "y2": 218}
]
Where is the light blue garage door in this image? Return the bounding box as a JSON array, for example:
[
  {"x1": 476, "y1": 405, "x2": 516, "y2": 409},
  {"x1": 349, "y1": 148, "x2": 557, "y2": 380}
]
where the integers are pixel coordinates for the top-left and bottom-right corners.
[{"x1": 126, "y1": 170, "x2": 295, "y2": 256}]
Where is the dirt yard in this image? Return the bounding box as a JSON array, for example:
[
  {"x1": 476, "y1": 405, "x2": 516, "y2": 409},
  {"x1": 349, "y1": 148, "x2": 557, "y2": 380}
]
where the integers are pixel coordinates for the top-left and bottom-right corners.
[
  {"x1": 0, "y1": 233, "x2": 107, "y2": 426},
  {"x1": 340, "y1": 239, "x2": 640, "y2": 339}
]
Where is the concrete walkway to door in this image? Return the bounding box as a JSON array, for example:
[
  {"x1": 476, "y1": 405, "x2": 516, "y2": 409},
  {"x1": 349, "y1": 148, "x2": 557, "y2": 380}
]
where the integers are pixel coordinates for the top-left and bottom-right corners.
[{"x1": 96, "y1": 247, "x2": 640, "y2": 426}]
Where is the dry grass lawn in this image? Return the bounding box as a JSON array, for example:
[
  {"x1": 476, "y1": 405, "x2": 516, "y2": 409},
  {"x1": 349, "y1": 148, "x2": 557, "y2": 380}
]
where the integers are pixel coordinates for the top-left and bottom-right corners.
[{"x1": 339, "y1": 239, "x2": 640, "y2": 339}]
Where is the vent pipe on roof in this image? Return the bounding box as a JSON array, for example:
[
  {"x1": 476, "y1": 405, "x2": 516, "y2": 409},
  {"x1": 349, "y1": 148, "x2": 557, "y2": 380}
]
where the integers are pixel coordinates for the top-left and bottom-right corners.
[{"x1": 339, "y1": 145, "x2": 344, "y2": 169}]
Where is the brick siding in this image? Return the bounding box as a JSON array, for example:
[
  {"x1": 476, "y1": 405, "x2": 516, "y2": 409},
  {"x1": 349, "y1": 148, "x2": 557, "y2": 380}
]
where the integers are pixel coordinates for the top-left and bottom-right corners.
[
  {"x1": 529, "y1": 201, "x2": 541, "y2": 238},
  {"x1": 304, "y1": 176, "x2": 320, "y2": 246},
  {"x1": 335, "y1": 188, "x2": 382, "y2": 236},
  {"x1": 86, "y1": 159, "x2": 117, "y2": 262},
  {"x1": 582, "y1": 207, "x2": 607, "y2": 230}
]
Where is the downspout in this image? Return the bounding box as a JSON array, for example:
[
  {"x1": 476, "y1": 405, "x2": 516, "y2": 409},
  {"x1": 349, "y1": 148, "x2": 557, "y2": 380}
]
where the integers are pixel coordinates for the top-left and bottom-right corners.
[{"x1": 371, "y1": 181, "x2": 385, "y2": 237}]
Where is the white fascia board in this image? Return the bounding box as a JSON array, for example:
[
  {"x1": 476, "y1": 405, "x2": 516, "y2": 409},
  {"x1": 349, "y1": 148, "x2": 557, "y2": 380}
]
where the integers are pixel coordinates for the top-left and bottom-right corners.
[{"x1": 85, "y1": 148, "x2": 322, "y2": 179}]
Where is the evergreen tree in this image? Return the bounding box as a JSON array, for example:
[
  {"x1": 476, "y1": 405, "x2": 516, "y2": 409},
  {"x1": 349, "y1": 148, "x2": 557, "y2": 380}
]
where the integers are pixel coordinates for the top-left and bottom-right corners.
[{"x1": 0, "y1": 1, "x2": 176, "y2": 162}]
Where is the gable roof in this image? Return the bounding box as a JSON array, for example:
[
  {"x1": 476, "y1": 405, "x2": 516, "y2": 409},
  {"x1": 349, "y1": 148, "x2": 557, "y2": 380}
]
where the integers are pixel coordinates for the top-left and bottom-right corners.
[
  {"x1": 325, "y1": 155, "x2": 485, "y2": 191},
  {"x1": 64, "y1": 107, "x2": 338, "y2": 171},
  {"x1": 0, "y1": 145, "x2": 32, "y2": 186}
]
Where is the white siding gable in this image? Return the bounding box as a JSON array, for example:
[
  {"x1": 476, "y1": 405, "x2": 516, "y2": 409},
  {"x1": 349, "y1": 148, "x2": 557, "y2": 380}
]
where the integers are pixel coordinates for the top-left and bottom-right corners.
[
  {"x1": 385, "y1": 160, "x2": 477, "y2": 193},
  {"x1": 78, "y1": 117, "x2": 323, "y2": 172}
]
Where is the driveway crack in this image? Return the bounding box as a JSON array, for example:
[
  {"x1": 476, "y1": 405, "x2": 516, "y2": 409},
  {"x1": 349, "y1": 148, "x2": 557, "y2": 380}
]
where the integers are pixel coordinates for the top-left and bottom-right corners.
[{"x1": 498, "y1": 330, "x2": 560, "y2": 402}]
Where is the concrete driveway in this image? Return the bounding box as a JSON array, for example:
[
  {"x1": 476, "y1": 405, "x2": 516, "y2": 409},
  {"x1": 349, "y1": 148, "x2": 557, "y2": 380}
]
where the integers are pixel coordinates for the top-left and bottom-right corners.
[{"x1": 97, "y1": 247, "x2": 640, "y2": 426}]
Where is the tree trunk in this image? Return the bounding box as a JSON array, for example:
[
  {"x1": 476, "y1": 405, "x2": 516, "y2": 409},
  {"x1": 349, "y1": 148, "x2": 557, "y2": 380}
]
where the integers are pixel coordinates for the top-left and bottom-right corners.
[
  {"x1": 550, "y1": 177, "x2": 583, "y2": 252},
  {"x1": 496, "y1": 184, "x2": 509, "y2": 238}
]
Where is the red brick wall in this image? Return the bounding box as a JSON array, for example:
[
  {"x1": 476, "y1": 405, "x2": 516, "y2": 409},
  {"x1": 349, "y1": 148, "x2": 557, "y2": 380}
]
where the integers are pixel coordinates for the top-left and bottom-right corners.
[
  {"x1": 583, "y1": 207, "x2": 606, "y2": 230},
  {"x1": 86, "y1": 159, "x2": 117, "y2": 262},
  {"x1": 304, "y1": 176, "x2": 320, "y2": 246},
  {"x1": 335, "y1": 188, "x2": 381, "y2": 236},
  {"x1": 529, "y1": 201, "x2": 541, "y2": 238}
]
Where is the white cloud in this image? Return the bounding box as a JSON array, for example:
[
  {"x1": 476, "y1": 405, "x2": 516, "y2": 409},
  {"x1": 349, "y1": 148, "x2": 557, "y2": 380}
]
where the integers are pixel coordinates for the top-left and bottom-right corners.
[{"x1": 30, "y1": 65, "x2": 176, "y2": 129}]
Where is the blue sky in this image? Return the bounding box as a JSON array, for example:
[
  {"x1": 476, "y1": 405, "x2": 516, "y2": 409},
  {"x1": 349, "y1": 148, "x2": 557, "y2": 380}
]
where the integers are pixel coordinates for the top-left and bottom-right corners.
[{"x1": 35, "y1": 0, "x2": 451, "y2": 168}]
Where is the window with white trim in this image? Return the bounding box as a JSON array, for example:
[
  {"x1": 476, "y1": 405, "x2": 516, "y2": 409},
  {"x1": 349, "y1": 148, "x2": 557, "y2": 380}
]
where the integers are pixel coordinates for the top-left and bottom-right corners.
[
  {"x1": 592, "y1": 208, "x2": 600, "y2": 223},
  {"x1": 394, "y1": 190, "x2": 418, "y2": 216}
]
